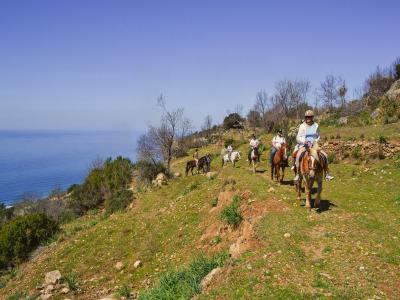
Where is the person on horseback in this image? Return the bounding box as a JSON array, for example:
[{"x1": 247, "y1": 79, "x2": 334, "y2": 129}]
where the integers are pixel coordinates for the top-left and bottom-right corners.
[
  {"x1": 270, "y1": 129, "x2": 286, "y2": 166},
  {"x1": 193, "y1": 148, "x2": 199, "y2": 167},
  {"x1": 248, "y1": 134, "x2": 260, "y2": 162},
  {"x1": 293, "y1": 110, "x2": 334, "y2": 181},
  {"x1": 227, "y1": 144, "x2": 233, "y2": 161}
]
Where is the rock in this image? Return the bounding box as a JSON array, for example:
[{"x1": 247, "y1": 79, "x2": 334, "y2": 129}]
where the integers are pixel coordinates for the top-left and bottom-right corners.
[
  {"x1": 173, "y1": 172, "x2": 181, "y2": 177},
  {"x1": 283, "y1": 233, "x2": 291, "y2": 238},
  {"x1": 155, "y1": 173, "x2": 167, "y2": 181},
  {"x1": 61, "y1": 287, "x2": 70, "y2": 294},
  {"x1": 40, "y1": 295, "x2": 52, "y2": 300},
  {"x1": 370, "y1": 108, "x2": 380, "y2": 120},
  {"x1": 99, "y1": 295, "x2": 116, "y2": 300},
  {"x1": 337, "y1": 116, "x2": 348, "y2": 125},
  {"x1": 133, "y1": 260, "x2": 142, "y2": 268},
  {"x1": 200, "y1": 267, "x2": 222, "y2": 289},
  {"x1": 45, "y1": 284, "x2": 55, "y2": 293},
  {"x1": 267, "y1": 187, "x2": 276, "y2": 193},
  {"x1": 115, "y1": 261, "x2": 124, "y2": 270},
  {"x1": 45, "y1": 270, "x2": 62, "y2": 285},
  {"x1": 206, "y1": 171, "x2": 218, "y2": 179}
]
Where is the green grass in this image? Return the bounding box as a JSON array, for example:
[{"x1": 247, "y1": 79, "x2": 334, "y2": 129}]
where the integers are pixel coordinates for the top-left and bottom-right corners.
[
  {"x1": 139, "y1": 254, "x2": 225, "y2": 300},
  {"x1": 219, "y1": 194, "x2": 243, "y2": 228},
  {"x1": 65, "y1": 273, "x2": 78, "y2": 291},
  {"x1": 210, "y1": 197, "x2": 218, "y2": 207}
]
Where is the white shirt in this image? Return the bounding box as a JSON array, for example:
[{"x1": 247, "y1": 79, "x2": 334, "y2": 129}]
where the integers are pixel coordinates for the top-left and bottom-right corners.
[
  {"x1": 227, "y1": 145, "x2": 233, "y2": 152},
  {"x1": 296, "y1": 122, "x2": 320, "y2": 144},
  {"x1": 250, "y1": 138, "x2": 260, "y2": 148},
  {"x1": 272, "y1": 135, "x2": 286, "y2": 148}
]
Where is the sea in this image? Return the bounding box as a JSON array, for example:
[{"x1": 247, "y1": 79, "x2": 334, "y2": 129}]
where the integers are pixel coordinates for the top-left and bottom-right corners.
[{"x1": 0, "y1": 130, "x2": 139, "y2": 206}]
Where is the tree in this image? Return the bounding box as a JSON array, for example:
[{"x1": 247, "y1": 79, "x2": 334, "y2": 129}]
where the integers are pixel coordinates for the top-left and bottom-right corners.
[
  {"x1": 391, "y1": 57, "x2": 400, "y2": 80},
  {"x1": 338, "y1": 79, "x2": 348, "y2": 109},
  {"x1": 254, "y1": 90, "x2": 271, "y2": 129},
  {"x1": 317, "y1": 75, "x2": 341, "y2": 110},
  {"x1": 288, "y1": 79, "x2": 310, "y2": 122},
  {"x1": 223, "y1": 113, "x2": 244, "y2": 129},
  {"x1": 274, "y1": 79, "x2": 291, "y2": 118},
  {"x1": 363, "y1": 67, "x2": 395, "y2": 108},
  {"x1": 136, "y1": 132, "x2": 162, "y2": 165},
  {"x1": 247, "y1": 110, "x2": 261, "y2": 130},
  {"x1": 201, "y1": 115, "x2": 213, "y2": 142}
]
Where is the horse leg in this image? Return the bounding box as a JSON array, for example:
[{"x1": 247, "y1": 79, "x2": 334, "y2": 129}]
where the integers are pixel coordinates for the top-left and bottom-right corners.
[
  {"x1": 281, "y1": 166, "x2": 285, "y2": 183},
  {"x1": 276, "y1": 166, "x2": 280, "y2": 183},
  {"x1": 252, "y1": 160, "x2": 255, "y2": 173},
  {"x1": 305, "y1": 182, "x2": 311, "y2": 210},
  {"x1": 315, "y1": 177, "x2": 322, "y2": 208},
  {"x1": 271, "y1": 165, "x2": 274, "y2": 180},
  {"x1": 297, "y1": 177, "x2": 302, "y2": 200}
]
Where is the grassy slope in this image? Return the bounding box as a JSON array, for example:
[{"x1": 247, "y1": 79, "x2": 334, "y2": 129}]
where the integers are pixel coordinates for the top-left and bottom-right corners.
[{"x1": 1, "y1": 123, "x2": 400, "y2": 299}]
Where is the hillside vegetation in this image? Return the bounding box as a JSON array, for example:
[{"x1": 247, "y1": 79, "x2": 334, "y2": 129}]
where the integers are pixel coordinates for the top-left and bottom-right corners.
[{"x1": 1, "y1": 122, "x2": 400, "y2": 299}]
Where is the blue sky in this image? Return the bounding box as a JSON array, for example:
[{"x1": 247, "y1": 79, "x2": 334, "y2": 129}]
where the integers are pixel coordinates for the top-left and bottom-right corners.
[{"x1": 0, "y1": 0, "x2": 399, "y2": 130}]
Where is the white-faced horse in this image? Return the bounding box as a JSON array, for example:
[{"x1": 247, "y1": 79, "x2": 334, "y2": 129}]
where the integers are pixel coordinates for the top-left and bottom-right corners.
[
  {"x1": 222, "y1": 151, "x2": 241, "y2": 167},
  {"x1": 249, "y1": 147, "x2": 260, "y2": 173}
]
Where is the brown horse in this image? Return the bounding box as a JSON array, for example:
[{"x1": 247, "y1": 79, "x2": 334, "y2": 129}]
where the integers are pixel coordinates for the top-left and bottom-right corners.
[
  {"x1": 271, "y1": 143, "x2": 288, "y2": 183},
  {"x1": 185, "y1": 154, "x2": 211, "y2": 176},
  {"x1": 295, "y1": 145, "x2": 326, "y2": 210}
]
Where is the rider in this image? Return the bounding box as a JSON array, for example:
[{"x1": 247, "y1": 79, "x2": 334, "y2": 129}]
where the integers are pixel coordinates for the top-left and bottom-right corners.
[
  {"x1": 270, "y1": 129, "x2": 286, "y2": 166},
  {"x1": 227, "y1": 144, "x2": 233, "y2": 161},
  {"x1": 248, "y1": 134, "x2": 260, "y2": 162},
  {"x1": 293, "y1": 110, "x2": 334, "y2": 181},
  {"x1": 193, "y1": 149, "x2": 199, "y2": 167}
]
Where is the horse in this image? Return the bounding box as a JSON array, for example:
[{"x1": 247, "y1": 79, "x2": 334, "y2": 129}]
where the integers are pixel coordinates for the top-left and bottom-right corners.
[
  {"x1": 185, "y1": 154, "x2": 211, "y2": 176},
  {"x1": 271, "y1": 143, "x2": 288, "y2": 183},
  {"x1": 185, "y1": 159, "x2": 197, "y2": 176},
  {"x1": 222, "y1": 151, "x2": 241, "y2": 167},
  {"x1": 295, "y1": 144, "x2": 326, "y2": 210},
  {"x1": 248, "y1": 147, "x2": 260, "y2": 173},
  {"x1": 198, "y1": 154, "x2": 211, "y2": 173}
]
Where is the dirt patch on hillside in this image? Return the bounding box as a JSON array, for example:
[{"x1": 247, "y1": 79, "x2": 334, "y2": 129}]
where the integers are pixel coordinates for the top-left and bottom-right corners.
[{"x1": 200, "y1": 191, "x2": 290, "y2": 258}]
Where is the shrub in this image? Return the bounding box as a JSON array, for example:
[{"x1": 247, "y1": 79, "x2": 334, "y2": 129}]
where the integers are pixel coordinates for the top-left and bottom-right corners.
[
  {"x1": 210, "y1": 197, "x2": 218, "y2": 207},
  {"x1": 223, "y1": 113, "x2": 244, "y2": 130},
  {"x1": 68, "y1": 156, "x2": 133, "y2": 215},
  {"x1": 352, "y1": 145, "x2": 362, "y2": 159},
  {"x1": 378, "y1": 135, "x2": 387, "y2": 144},
  {"x1": 133, "y1": 160, "x2": 167, "y2": 185},
  {"x1": 139, "y1": 254, "x2": 225, "y2": 300},
  {"x1": 220, "y1": 195, "x2": 242, "y2": 228},
  {"x1": 105, "y1": 190, "x2": 134, "y2": 214},
  {"x1": 379, "y1": 96, "x2": 399, "y2": 123},
  {"x1": 327, "y1": 153, "x2": 337, "y2": 164},
  {"x1": 118, "y1": 284, "x2": 132, "y2": 298},
  {"x1": 0, "y1": 204, "x2": 13, "y2": 227},
  {"x1": 0, "y1": 214, "x2": 58, "y2": 268},
  {"x1": 65, "y1": 273, "x2": 78, "y2": 291}
]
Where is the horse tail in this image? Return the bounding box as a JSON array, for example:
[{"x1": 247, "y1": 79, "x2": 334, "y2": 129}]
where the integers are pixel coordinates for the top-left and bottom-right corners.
[{"x1": 221, "y1": 158, "x2": 224, "y2": 167}]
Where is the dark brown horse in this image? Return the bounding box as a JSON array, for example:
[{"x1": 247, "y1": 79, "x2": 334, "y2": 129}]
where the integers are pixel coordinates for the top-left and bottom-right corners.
[
  {"x1": 271, "y1": 143, "x2": 288, "y2": 183},
  {"x1": 295, "y1": 145, "x2": 326, "y2": 210},
  {"x1": 186, "y1": 154, "x2": 211, "y2": 176}
]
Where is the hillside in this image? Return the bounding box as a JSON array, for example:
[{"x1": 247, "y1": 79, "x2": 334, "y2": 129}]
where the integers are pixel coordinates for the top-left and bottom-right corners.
[{"x1": 1, "y1": 123, "x2": 400, "y2": 299}]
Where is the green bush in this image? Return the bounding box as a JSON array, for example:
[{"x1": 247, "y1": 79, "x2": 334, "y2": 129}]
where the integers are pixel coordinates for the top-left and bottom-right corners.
[
  {"x1": 118, "y1": 284, "x2": 132, "y2": 298},
  {"x1": 0, "y1": 213, "x2": 58, "y2": 268},
  {"x1": 0, "y1": 204, "x2": 14, "y2": 227},
  {"x1": 105, "y1": 190, "x2": 134, "y2": 214},
  {"x1": 352, "y1": 145, "x2": 362, "y2": 159},
  {"x1": 68, "y1": 156, "x2": 133, "y2": 215},
  {"x1": 220, "y1": 195, "x2": 242, "y2": 228},
  {"x1": 65, "y1": 273, "x2": 78, "y2": 291},
  {"x1": 378, "y1": 135, "x2": 387, "y2": 144},
  {"x1": 210, "y1": 197, "x2": 218, "y2": 207},
  {"x1": 327, "y1": 153, "x2": 337, "y2": 164},
  {"x1": 139, "y1": 254, "x2": 225, "y2": 300},
  {"x1": 223, "y1": 113, "x2": 244, "y2": 130},
  {"x1": 133, "y1": 160, "x2": 166, "y2": 184}
]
